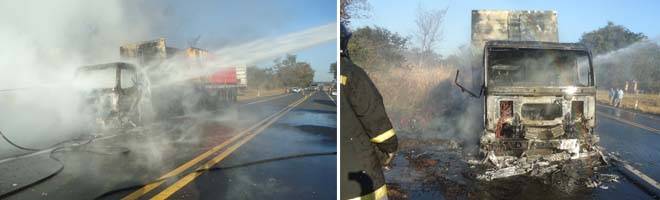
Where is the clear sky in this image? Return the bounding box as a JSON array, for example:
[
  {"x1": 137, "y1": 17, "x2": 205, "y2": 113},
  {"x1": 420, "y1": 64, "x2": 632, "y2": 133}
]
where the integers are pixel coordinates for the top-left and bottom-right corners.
[
  {"x1": 351, "y1": 0, "x2": 660, "y2": 56},
  {"x1": 161, "y1": 0, "x2": 337, "y2": 82}
]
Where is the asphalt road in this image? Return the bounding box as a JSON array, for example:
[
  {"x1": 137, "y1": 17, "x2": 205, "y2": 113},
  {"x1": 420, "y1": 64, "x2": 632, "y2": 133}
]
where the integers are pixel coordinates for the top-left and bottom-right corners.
[
  {"x1": 0, "y1": 91, "x2": 336, "y2": 200},
  {"x1": 593, "y1": 104, "x2": 660, "y2": 199}
]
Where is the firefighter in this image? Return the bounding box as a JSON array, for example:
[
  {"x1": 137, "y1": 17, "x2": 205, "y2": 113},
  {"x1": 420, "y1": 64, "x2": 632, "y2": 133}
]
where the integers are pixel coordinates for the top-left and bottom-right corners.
[{"x1": 340, "y1": 22, "x2": 398, "y2": 200}]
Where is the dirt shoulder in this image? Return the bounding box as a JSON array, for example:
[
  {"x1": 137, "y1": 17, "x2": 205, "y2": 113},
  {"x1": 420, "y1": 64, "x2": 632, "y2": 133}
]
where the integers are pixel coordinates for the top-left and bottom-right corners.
[
  {"x1": 238, "y1": 88, "x2": 286, "y2": 102},
  {"x1": 596, "y1": 90, "x2": 660, "y2": 115}
]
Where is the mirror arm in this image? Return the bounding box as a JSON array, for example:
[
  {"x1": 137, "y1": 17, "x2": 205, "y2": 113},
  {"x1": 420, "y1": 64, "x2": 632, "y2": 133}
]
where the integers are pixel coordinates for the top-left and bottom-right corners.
[{"x1": 454, "y1": 70, "x2": 483, "y2": 98}]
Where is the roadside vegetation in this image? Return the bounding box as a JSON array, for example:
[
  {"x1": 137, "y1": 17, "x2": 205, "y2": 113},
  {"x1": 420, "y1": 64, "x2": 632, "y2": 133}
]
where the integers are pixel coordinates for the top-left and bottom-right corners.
[
  {"x1": 246, "y1": 54, "x2": 316, "y2": 96},
  {"x1": 342, "y1": 0, "x2": 477, "y2": 136}
]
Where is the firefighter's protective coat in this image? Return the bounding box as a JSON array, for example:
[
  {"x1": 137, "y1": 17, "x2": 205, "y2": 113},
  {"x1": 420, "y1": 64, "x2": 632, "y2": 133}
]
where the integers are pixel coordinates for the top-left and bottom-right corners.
[{"x1": 340, "y1": 57, "x2": 398, "y2": 200}]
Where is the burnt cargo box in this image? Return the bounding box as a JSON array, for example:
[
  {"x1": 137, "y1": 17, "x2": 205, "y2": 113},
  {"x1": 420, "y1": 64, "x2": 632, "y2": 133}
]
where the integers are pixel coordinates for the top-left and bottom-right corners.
[{"x1": 471, "y1": 10, "x2": 558, "y2": 51}]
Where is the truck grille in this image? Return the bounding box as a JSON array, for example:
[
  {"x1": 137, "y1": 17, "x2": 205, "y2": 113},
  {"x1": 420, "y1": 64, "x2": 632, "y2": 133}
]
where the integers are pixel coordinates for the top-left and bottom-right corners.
[{"x1": 521, "y1": 103, "x2": 562, "y2": 120}]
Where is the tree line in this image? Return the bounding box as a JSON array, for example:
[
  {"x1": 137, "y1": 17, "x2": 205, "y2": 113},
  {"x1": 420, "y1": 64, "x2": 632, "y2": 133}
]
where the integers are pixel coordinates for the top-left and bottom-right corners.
[
  {"x1": 342, "y1": 0, "x2": 449, "y2": 72},
  {"x1": 581, "y1": 22, "x2": 660, "y2": 93},
  {"x1": 246, "y1": 54, "x2": 321, "y2": 90}
]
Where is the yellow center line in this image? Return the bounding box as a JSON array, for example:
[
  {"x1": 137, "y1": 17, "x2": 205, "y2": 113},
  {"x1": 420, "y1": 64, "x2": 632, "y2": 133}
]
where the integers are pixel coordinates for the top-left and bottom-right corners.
[
  {"x1": 121, "y1": 95, "x2": 308, "y2": 200},
  {"x1": 149, "y1": 94, "x2": 310, "y2": 200},
  {"x1": 121, "y1": 127, "x2": 252, "y2": 200}
]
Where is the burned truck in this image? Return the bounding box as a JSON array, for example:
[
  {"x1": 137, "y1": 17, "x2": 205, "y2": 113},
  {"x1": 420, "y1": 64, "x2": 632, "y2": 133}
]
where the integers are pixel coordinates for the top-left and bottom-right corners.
[
  {"x1": 73, "y1": 62, "x2": 153, "y2": 131},
  {"x1": 75, "y1": 38, "x2": 239, "y2": 131},
  {"x1": 455, "y1": 10, "x2": 603, "y2": 180},
  {"x1": 119, "y1": 38, "x2": 239, "y2": 118},
  {"x1": 476, "y1": 41, "x2": 601, "y2": 179}
]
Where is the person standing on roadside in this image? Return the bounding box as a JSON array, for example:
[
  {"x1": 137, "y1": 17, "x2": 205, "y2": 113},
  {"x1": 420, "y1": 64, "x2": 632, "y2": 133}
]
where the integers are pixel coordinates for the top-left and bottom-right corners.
[
  {"x1": 617, "y1": 88, "x2": 625, "y2": 108},
  {"x1": 610, "y1": 88, "x2": 616, "y2": 105}
]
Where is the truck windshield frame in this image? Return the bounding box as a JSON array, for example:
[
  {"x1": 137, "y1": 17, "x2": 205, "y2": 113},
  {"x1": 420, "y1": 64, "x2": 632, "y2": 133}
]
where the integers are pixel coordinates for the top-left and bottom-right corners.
[
  {"x1": 120, "y1": 67, "x2": 137, "y2": 89},
  {"x1": 74, "y1": 66, "x2": 118, "y2": 90},
  {"x1": 485, "y1": 48, "x2": 593, "y2": 87}
]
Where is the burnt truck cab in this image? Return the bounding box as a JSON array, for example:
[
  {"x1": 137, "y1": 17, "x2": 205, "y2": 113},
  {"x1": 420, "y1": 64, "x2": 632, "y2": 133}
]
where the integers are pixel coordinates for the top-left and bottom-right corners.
[
  {"x1": 476, "y1": 41, "x2": 600, "y2": 169},
  {"x1": 74, "y1": 62, "x2": 150, "y2": 131}
]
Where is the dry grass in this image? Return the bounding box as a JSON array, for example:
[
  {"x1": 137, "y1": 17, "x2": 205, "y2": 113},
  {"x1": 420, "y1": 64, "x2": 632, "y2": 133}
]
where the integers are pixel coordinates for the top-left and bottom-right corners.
[
  {"x1": 238, "y1": 88, "x2": 285, "y2": 102},
  {"x1": 367, "y1": 66, "x2": 454, "y2": 120},
  {"x1": 366, "y1": 65, "x2": 485, "y2": 143},
  {"x1": 596, "y1": 90, "x2": 660, "y2": 114}
]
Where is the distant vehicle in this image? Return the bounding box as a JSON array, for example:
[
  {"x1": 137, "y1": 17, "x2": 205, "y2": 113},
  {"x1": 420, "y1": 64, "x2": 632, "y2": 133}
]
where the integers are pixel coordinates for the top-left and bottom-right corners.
[
  {"x1": 291, "y1": 87, "x2": 302, "y2": 93},
  {"x1": 331, "y1": 89, "x2": 337, "y2": 96}
]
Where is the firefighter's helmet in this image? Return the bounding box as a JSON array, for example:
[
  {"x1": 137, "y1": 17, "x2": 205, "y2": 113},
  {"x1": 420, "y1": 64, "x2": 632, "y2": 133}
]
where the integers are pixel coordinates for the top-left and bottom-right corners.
[{"x1": 340, "y1": 22, "x2": 352, "y2": 55}]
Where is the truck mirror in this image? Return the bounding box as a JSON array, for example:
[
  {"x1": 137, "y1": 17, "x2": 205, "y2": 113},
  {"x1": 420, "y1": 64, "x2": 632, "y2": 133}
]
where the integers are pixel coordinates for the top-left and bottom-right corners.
[{"x1": 454, "y1": 70, "x2": 483, "y2": 98}]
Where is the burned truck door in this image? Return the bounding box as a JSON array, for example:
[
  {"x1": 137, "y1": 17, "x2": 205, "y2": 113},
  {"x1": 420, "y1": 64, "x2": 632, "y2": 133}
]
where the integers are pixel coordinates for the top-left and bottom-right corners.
[{"x1": 117, "y1": 63, "x2": 149, "y2": 126}]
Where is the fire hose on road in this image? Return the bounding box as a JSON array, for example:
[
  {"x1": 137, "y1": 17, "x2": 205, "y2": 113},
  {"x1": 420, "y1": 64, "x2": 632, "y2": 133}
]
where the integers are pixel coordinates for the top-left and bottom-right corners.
[
  {"x1": 94, "y1": 151, "x2": 336, "y2": 199},
  {"x1": 0, "y1": 129, "x2": 129, "y2": 199},
  {"x1": 0, "y1": 129, "x2": 86, "y2": 199}
]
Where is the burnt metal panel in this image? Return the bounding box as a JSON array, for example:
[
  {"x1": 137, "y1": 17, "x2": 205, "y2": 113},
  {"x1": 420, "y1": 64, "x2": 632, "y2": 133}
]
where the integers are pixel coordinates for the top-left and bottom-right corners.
[
  {"x1": 488, "y1": 86, "x2": 596, "y2": 96},
  {"x1": 485, "y1": 40, "x2": 589, "y2": 51},
  {"x1": 472, "y1": 10, "x2": 558, "y2": 51}
]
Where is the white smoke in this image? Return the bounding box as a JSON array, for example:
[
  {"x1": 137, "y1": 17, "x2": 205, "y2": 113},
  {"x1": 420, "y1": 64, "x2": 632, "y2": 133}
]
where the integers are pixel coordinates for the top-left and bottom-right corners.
[
  {"x1": 0, "y1": 0, "x2": 335, "y2": 159},
  {"x1": 0, "y1": 1, "x2": 168, "y2": 89},
  {"x1": 0, "y1": 0, "x2": 167, "y2": 156},
  {"x1": 593, "y1": 38, "x2": 660, "y2": 92}
]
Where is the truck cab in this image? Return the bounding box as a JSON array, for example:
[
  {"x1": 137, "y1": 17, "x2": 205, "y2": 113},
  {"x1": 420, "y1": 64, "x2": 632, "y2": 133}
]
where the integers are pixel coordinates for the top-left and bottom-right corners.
[
  {"x1": 74, "y1": 62, "x2": 150, "y2": 130},
  {"x1": 479, "y1": 40, "x2": 599, "y2": 166}
]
